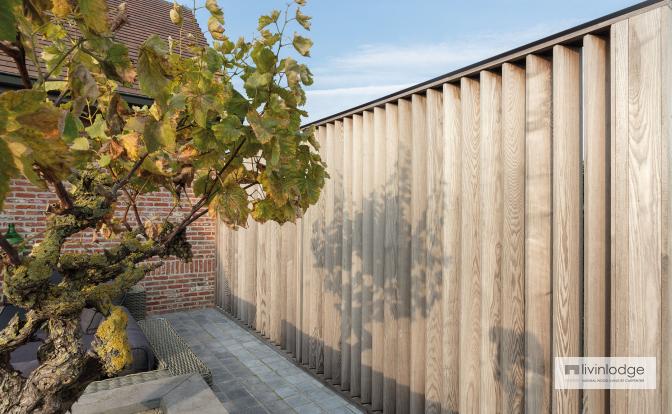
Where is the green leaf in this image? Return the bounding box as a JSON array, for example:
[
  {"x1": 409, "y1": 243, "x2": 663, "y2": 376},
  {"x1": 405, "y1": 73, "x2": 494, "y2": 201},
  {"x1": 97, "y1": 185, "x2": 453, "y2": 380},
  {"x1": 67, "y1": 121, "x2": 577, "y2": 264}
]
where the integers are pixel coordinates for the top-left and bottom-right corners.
[
  {"x1": 144, "y1": 118, "x2": 176, "y2": 153},
  {"x1": 212, "y1": 115, "x2": 243, "y2": 144},
  {"x1": 209, "y1": 182, "x2": 250, "y2": 227},
  {"x1": 71, "y1": 137, "x2": 90, "y2": 151},
  {"x1": 257, "y1": 10, "x2": 280, "y2": 31},
  {"x1": 78, "y1": 0, "x2": 109, "y2": 34},
  {"x1": 292, "y1": 33, "x2": 313, "y2": 57},
  {"x1": 251, "y1": 46, "x2": 276, "y2": 73},
  {"x1": 62, "y1": 112, "x2": 81, "y2": 143},
  {"x1": 137, "y1": 35, "x2": 170, "y2": 98},
  {"x1": 0, "y1": 138, "x2": 18, "y2": 209},
  {"x1": 295, "y1": 9, "x2": 311, "y2": 30},
  {"x1": 0, "y1": 0, "x2": 19, "y2": 42},
  {"x1": 247, "y1": 110, "x2": 275, "y2": 144},
  {"x1": 244, "y1": 71, "x2": 272, "y2": 90},
  {"x1": 101, "y1": 42, "x2": 136, "y2": 84},
  {"x1": 99, "y1": 153, "x2": 111, "y2": 167},
  {"x1": 85, "y1": 114, "x2": 107, "y2": 139}
]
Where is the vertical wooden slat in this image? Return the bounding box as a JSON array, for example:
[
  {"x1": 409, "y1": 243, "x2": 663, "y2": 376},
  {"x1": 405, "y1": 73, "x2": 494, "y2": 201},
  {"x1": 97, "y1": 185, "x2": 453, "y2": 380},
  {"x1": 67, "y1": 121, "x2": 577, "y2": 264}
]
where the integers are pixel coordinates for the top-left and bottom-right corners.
[
  {"x1": 361, "y1": 110, "x2": 374, "y2": 403},
  {"x1": 310, "y1": 125, "x2": 327, "y2": 372},
  {"x1": 410, "y1": 93, "x2": 427, "y2": 414},
  {"x1": 525, "y1": 53, "x2": 553, "y2": 414},
  {"x1": 626, "y1": 9, "x2": 662, "y2": 413},
  {"x1": 216, "y1": 222, "x2": 235, "y2": 313},
  {"x1": 582, "y1": 33, "x2": 609, "y2": 414},
  {"x1": 237, "y1": 225, "x2": 246, "y2": 321},
  {"x1": 661, "y1": 5, "x2": 672, "y2": 414},
  {"x1": 301, "y1": 195, "x2": 312, "y2": 364},
  {"x1": 270, "y1": 222, "x2": 282, "y2": 344},
  {"x1": 332, "y1": 119, "x2": 344, "y2": 385},
  {"x1": 442, "y1": 83, "x2": 461, "y2": 414},
  {"x1": 552, "y1": 44, "x2": 581, "y2": 414},
  {"x1": 246, "y1": 219, "x2": 258, "y2": 327},
  {"x1": 282, "y1": 222, "x2": 296, "y2": 354},
  {"x1": 610, "y1": 20, "x2": 629, "y2": 410},
  {"x1": 257, "y1": 223, "x2": 268, "y2": 335},
  {"x1": 501, "y1": 62, "x2": 526, "y2": 414},
  {"x1": 372, "y1": 106, "x2": 386, "y2": 411},
  {"x1": 480, "y1": 69, "x2": 503, "y2": 414},
  {"x1": 231, "y1": 229, "x2": 239, "y2": 316},
  {"x1": 459, "y1": 77, "x2": 481, "y2": 414},
  {"x1": 383, "y1": 102, "x2": 399, "y2": 414},
  {"x1": 341, "y1": 117, "x2": 354, "y2": 391},
  {"x1": 350, "y1": 113, "x2": 364, "y2": 397},
  {"x1": 424, "y1": 88, "x2": 444, "y2": 414},
  {"x1": 324, "y1": 122, "x2": 336, "y2": 379},
  {"x1": 396, "y1": 98, "x2": 413, "y2": 413},
  {"x1": 296, "y1": 217, "x2": 304, "y2": 360}
]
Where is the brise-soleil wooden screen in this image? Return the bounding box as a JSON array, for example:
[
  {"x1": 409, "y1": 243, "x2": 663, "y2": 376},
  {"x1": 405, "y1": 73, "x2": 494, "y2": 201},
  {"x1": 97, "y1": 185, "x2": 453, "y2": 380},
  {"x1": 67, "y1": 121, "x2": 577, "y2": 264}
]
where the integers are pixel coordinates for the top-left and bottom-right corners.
[{"x1": 215, "y1": 3, "x2": 672, "y2": 413}]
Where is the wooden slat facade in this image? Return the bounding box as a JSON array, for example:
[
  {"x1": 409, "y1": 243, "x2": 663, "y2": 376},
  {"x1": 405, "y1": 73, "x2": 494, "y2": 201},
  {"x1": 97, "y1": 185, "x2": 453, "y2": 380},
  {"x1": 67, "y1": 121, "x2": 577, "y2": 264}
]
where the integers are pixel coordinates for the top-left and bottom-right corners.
[{"x1": 215, "y1": 3, "x2": 672, "y2": 412}]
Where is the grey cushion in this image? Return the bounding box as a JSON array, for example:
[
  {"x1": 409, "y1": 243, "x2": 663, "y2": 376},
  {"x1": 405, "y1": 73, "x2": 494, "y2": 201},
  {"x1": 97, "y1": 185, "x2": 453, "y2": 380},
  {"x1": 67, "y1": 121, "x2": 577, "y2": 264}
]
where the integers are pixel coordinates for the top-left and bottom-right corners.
[{"x1": 9, "y1": 307, "x2": 155, "y2": 377}]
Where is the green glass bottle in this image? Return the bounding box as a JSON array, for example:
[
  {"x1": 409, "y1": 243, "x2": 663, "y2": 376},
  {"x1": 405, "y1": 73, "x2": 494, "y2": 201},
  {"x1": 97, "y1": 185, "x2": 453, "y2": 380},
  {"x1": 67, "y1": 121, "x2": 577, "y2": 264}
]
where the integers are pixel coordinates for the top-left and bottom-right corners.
[{"x1": 5, "y1": 223, "x2": 23, "y2": 248}]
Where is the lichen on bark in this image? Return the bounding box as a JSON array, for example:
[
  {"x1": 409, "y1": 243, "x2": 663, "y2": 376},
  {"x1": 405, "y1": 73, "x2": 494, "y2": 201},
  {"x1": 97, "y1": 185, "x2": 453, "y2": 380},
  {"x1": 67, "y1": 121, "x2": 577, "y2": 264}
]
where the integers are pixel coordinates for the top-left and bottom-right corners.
[{"x1": 0, "y1": 165, "x2": 187, "y2": 413}]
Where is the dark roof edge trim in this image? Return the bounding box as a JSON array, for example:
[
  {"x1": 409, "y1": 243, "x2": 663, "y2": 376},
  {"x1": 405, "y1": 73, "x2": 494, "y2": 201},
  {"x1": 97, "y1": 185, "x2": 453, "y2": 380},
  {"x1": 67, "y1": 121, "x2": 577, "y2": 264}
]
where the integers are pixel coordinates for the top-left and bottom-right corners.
[
  {"x1": 302, "y1": 0, "x2": 666, "y2": 128},
  {"x1": 0, "y1": 73, "x2": 153, "y2": 107}
]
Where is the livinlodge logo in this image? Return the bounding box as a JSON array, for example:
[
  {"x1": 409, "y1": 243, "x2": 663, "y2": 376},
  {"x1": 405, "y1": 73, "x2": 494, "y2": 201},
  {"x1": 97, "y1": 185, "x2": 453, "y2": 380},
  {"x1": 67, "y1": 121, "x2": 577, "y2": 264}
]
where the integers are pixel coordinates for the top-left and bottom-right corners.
[{"x1": 554, "y1": 357, "x2": 656, "y2": 389}]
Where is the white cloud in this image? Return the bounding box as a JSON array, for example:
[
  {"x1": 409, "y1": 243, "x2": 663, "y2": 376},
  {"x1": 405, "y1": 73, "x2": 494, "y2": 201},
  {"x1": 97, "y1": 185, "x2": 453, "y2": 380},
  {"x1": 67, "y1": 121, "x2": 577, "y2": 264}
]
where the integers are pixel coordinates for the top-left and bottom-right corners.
[{"x1": 303, "y1": 20, "x2": 578, "y2": 122}]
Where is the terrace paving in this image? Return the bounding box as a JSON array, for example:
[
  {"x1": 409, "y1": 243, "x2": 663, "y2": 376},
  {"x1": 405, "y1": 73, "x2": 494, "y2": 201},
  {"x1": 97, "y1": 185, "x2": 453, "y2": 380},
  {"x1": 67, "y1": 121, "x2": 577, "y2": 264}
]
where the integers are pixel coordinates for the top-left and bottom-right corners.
[{"x1": 159, "y1": 308, "x2": 363, "y2": 414}]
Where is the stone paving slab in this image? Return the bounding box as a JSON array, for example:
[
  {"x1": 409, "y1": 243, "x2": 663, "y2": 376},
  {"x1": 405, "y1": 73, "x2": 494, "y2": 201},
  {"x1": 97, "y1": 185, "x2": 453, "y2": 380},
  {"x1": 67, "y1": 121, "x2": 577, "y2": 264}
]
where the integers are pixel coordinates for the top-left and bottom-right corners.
[{"x1": 158, "y1": 308, "x2": 363, "y2": 414}]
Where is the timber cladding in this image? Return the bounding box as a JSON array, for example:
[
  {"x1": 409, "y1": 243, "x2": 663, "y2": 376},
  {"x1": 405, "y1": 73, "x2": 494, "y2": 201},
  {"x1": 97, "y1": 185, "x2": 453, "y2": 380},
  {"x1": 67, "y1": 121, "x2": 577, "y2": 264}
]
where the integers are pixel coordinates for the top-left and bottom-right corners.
[{"x1": 216, "y1": 1, "x2": 672, "y2": 413}]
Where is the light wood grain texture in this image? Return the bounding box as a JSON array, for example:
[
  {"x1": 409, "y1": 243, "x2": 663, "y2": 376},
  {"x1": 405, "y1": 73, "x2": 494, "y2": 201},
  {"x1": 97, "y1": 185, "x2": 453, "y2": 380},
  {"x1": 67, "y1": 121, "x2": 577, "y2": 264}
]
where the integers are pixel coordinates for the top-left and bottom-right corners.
[
  {"x1": 552, "y1": 44, "x2": 581, "y2": 414},
  {"x1": 332, "y1": 119, "x2": 344, "y2": 385},
  {"x1": 310, "y1": 125, "x2": 327, "y2": 373},
  {"x1": 237, "y1": 224, "x2": 246, "y2": 321},
  {"x1": 215, "y1": 221, "x2": 234, "y2": 312},
  {"x1": 230, "y1": 229, "x2": 238, "y2": 316},
  {"x1": 296, "y1": 217, "x2": 304, "y2": 360},
  {"x1": 459, "y1": 77, "x2": 481, "y2": 414},
  {"x1": 424, "y1": 89, "x2": 443, "y2": 414},
  {"x1": 210, "y1": 6, "x2": 672, "y2": 413},
  {"x1": 270, "y1": 221, "x2": 282, "y2": 344},
  {"x1": 246, "y1": 219, "x2": 257, "y2": 328},
  {"x1": 610, "y1": 19, "x2": 630, "y2": 412},
  {"x1": 341, "y1": 117, "x2": 354, "y2": 391},
  {"x1": 441, "y1": 83, "x2": 461, "y2": 414},
  {"x1": 396, "y1": 98, "x2": 413, "y2": 414},
  {"x1": 501, "y1": 62, "x2": 525, "y2": 414},
  {"x1": 257, "y1": 223, "x2": 268, "y2": 335},
  {"x1": 383, "y1": 102, "x2": 399, "y2": 414},
  {"x1": 350, "y1": 113, "x2": 364, "y2": 397},
  {"x1": 524, "y1": 54, "x2": 552, "y2": 414},
  {"x1": 661, "y1": 5, "x2": 672, "y2": 414},
  {"x1": 371, "y1": 107, "x2": 386, "y2": 411},
  {"x1": 324, "y1": 122, "x2": 336, "y2": 379},
  {"x1": 582, "y1": 33, "x2": 609, "y2": 414},
  {"x1": 625, "y1": 9, "x2": 662, "y2": 413},
  {"x1": 480, "y1": 70, "x2": 503, "y2": 414},
  {"x1": 360, "y1": 110, "x2": 374, "y2": 403},
  {"x1": 301, "y1": 193, "x2": 312, "y2": 365},
  {"x1": 282, "y1": 222, "x2": 296, "y2": 354},
  {"x1": 410, "y1": 94, "x2": 427, "y2": 414}
]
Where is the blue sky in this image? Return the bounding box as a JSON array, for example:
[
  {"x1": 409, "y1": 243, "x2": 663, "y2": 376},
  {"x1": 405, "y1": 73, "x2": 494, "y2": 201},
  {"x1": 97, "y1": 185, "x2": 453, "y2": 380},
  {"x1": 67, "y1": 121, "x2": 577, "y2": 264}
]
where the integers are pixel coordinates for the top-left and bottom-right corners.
[{"x1": 183, "y1": 0, "x2": 640, "y2": 122}]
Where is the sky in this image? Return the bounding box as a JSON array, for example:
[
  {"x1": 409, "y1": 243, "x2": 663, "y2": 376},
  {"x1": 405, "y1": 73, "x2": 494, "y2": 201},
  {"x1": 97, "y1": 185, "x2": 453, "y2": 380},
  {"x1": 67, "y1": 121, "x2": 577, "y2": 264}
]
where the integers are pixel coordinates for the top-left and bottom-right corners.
[{"x1": 181, "y1": 0, "x2": 642, "y2": 123}]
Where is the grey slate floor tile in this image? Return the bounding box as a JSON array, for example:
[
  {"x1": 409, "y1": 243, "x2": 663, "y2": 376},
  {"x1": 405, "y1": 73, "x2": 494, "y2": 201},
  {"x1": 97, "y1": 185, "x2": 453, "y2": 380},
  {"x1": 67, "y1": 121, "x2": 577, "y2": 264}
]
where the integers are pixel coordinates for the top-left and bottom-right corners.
[{"x1": 156, "y1": 309, "x2": 362, "y2": 413}]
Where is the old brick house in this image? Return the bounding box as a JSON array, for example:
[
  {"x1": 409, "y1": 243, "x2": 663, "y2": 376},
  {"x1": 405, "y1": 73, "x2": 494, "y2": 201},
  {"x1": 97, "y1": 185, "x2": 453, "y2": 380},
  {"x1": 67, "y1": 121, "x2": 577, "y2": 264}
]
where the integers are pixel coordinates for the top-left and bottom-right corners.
[{"x1": 0, "y1": 0, "x2": 216, "y2": 314}]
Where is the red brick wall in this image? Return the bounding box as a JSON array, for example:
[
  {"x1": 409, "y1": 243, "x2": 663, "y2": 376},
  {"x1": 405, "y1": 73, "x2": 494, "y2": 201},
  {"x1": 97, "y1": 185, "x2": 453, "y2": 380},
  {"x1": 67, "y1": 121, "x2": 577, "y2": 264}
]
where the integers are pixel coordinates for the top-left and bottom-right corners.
[{"x1": 0, "y1": 179, "x2": 216, "y2": 314}]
